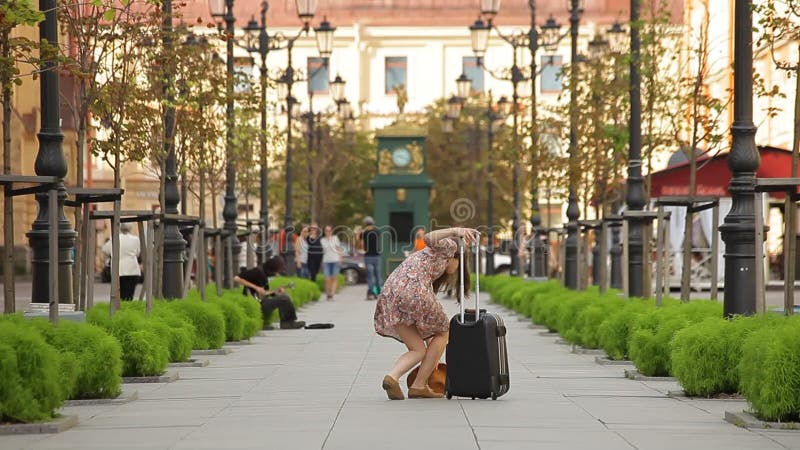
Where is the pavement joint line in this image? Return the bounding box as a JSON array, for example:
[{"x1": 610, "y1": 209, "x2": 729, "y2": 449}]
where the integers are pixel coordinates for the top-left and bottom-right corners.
[
  {"x1": 459, "y1": 398, "x2": 482, "y2": 450},
  {"x1": 137, "y1": 395, "x2": 242, "y2": 402},
  {"x1": 564, "y1": 396, "x2": 639, "y2": 450},
  {"x1": 562, "y1": 394, "x2": 669, "y2": 399},
  {"x1": 755, "y1": 430, "x2": 794, "y2": 449},
  {"x1": 321, "y1": 328, "x2": 375, "y2": 450},
  {"x1": 75, "y1": 424, "x2": 201, "y2": 431},
  {"x1": 535, "y1": 376, "x2": 623, "y2": 379},
  {"x1": 176, "y1": 377, "x2": 264, "y2": 381}
]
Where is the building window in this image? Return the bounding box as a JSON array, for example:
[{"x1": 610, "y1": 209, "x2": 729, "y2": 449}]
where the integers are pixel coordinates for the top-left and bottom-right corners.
[
  {"x1": 307, "y1": 57, "x2": 329, "y2": 95},
  {"x1": 540, "y1": 55, "x2": 563, "y2": 93},
  {"x1": 385, "y1": 56, "x2": 407, "y2": 95},
  {"x1": 233, "y1": 57, "x2": 254, "y2": 94},
  {"x1": 462, "y1": 56, "x2": 484, "y2": 92}
]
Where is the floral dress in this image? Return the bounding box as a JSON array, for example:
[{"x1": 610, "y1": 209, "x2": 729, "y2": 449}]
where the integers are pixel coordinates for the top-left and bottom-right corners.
[{"x1": 374, "y1": 235, "x2": 457, "y2": 342}]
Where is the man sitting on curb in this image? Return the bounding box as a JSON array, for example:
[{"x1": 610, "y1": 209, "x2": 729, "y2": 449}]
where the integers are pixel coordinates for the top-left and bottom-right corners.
[{"x1": 234, "y1": 255, "x2": 306, "y2": 330}]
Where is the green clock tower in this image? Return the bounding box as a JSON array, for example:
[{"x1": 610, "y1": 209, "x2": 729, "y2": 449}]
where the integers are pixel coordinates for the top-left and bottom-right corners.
[{"x1": 370, "y1": 120, "x2": 433, "y2": 277}]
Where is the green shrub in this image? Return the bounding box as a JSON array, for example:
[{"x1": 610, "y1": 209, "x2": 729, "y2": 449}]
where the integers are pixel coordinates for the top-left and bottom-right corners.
[
  {"x1": 102, "y1": 310, "x2": 170, "y2": 377},
  {"x1": 671, "y1": 317, "x2": 742, "y2": 396},
  {"x1": 571, "y1": 298, "x2": 624, "y2": 349},
  {"x1": 211, "y1": 296, "x2": 247, "y2": 342},
  {"x1": 221, "y1": 291, "x2": 263, "y2": 337},
  {"x1": 629, "y1": 307, "x2": 687, "y2": 376},
  {"x1": 530, "y1": 289, "x2": 573, "y2": 331},
  {"x1": 272, "y1": 276, "x2": 322, "y2": 306},
  {"x1": 166, "y1": 299, "x2": 226, "y2": 350},
  {"x1": 85, "y1": 302, "x2": 113, "y2": 328},
  {"x1": 628, "y1": 301, "x2": 721, "y2": 376},
  {"x1": 555, "y1": 291, "x2": 595, "y2": 343},
  {"x1": 40, "y1": 320, "x2": 122, "y2": 399},
  {"x1": 739, "y1": 317, "x2": 800, "y2": 421},
  {"x1": 0, "y1": 321, "x2": 66, "y2": 422},
  {"x1": 597, "y1": 299, "x2": 652, "y2": 360}
]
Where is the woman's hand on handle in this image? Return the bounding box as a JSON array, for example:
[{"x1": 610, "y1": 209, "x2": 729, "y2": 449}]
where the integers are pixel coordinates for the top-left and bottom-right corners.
[{"x1": 454, "y1": 228, "x2": 479, "y2": 246}]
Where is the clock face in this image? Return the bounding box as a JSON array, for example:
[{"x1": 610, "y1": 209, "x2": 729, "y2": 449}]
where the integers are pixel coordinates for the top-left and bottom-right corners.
[{"x1": 392, "y1": 148, "x2": 411, "y2": 167}]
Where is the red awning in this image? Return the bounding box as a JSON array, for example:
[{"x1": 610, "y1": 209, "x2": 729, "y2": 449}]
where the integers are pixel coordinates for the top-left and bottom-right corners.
[{"x1": 650, "y1": 146, "x2": 796, "y2": 198}]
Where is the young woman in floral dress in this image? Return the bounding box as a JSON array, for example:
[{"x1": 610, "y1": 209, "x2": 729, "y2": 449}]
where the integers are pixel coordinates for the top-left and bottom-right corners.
[{"x1": 374, "y1": 227, "x2": 478, "y2": 400}]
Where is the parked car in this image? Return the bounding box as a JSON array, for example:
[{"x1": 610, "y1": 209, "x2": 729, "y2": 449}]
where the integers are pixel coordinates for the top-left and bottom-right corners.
[
  {"x1": 340, "y1": 244, "x2": 367, "y2": 285},
  {"x1": 481, "y1": 246, "x2": 512, "y2": 275}
]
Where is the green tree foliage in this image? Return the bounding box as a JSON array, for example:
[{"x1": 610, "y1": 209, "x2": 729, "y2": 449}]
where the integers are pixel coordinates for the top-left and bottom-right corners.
[{"x1": 422, "y1": 98, "x2": 514, "y2": 231}]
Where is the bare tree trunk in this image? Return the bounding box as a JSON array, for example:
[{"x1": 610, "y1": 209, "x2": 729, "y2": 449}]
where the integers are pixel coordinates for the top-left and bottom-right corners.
[
  {"x1": 681, "y1": 12, "x2": 709, "y2": 302},
  {"x1": 72, "y1": 102, "x2": 86, "y2": 308},
  {"x1": 784, "y1": 56, "x2": 800, "y2": 313},
  {"x1": 2, "y1": 29, "x2": 15, "y2": 313},
  {"x1": 109, "y1": 152, "x2": 121, "y2": 315}
]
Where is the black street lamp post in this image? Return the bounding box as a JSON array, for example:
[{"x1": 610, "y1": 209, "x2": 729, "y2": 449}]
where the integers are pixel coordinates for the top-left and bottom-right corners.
[
  {"x1": 214, "y1": 0, "x2": 330, "y2": 275},
  {"x1": 526, "y1": 3, "x2": 560, "y2": 279},
  {"x1": 28, "y1": 0, "x2": 76, "y2": 304},
  {"x1": 208, "y1": 0, "x2": 239, "y2": 288},
  {"x1": 720, "y1": 0, "x2": 760, "y2": 316},
  {"x1": 564, "y1": 0, "x2": 583, "y2": 289},
  {"x1": 243, "y1": 3, "x2": 271, "y2": 264},
  {"x1": 161, "y1": 0, "x2": 186, "y2": 298},
  {"x1": 485, "y1": 93, "x2": 510, "y2": 275},
  {"x1": 273, "y1": 12, "x2": 334, "y2": 274},
  {"x1": 625, "y1": 0, "x2": 648, "y2": 297},
  {"x1": 470, "y1": 1, "x2": 563, "y2": 277}
]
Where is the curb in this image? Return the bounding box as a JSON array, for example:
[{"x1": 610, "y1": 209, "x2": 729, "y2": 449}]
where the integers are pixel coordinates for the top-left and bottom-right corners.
[
  {"x1": 63, "y1": 390, "x2": 138, "y2": 406},
  {"x1": 668, "y1": 390, "x2": 746, "y2": 401},
  {"x1": 191, "y1": 348, "x2": 233, "y2": 356},
  {"x1": 595, "y1": 356, "x2": 633, "y2": 365},
  {"x1": 0, "y1": 415, "x2": 78, "y2": 435},
  {"x1": 554, "y1": 338, "x2": 570, "y2": 345},
  {"x1": 571, "y1": 345, "x2": 606, "y2": 356},
  {"x1": 528, "y1": 324, "x2": 547, "y2": 330},
  {"x1": 225, "y1": 340, "x2": 251, "y2": 346},
  {"x1": 122, "y1": 370, "x2": 179, "y2": 384},
  {"x1": 168, "y1": 358, "x2": 210, "y2": 368},
  {"x1": 725, "y1": 410, "x2": 800, "y2": 430},
  {"x1": 624, "y1": 369, "x2": 676, "y2": 382},
  {"x1": 538, "y1": 331, "x2": 559, "y2": 337}
]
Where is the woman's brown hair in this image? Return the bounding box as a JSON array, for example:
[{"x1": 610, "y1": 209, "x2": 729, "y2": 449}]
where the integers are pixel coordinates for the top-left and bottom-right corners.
[{"x1": 432, "y1": 254, "x2": 470, "y2": 302}]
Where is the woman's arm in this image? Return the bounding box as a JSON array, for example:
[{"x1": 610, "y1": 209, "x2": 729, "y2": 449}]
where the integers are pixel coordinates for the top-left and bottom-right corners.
[{"x1": 423, "y1": 228, "x2": 478, "y2": 248}]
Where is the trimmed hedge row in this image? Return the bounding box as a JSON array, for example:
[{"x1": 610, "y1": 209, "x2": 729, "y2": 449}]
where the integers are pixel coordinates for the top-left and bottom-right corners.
[
  {"x1": 0, "y1": 276, "x2": 319, "y2": 423},
  {"x1": 482, "y1": 275, "x2": 800, "y2": 421},
  {"x1": 0, "y1": 316, "x2": 123, "y2": 423}
]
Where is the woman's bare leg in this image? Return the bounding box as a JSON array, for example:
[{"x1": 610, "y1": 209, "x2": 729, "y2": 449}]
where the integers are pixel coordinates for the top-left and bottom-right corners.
[
  {"x1": 388, "y1": 324, "x2": 426, "y2": 381},
  {"x1": 410, "y1": 331, "x2": 448, "y2": 390}
]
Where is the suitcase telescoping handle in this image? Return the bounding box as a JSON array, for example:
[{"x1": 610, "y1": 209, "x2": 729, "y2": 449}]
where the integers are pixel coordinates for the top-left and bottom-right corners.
[{"x1": 458, "y1": 232, "x2": 480, "y2": 323}]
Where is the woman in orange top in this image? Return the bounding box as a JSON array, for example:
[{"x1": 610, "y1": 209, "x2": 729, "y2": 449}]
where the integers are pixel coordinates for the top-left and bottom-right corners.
[{"x1": 413, "y1": 228, "x2": 426, "y2": 252}]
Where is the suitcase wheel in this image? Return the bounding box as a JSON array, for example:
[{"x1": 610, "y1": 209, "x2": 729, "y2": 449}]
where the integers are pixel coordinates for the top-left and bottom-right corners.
[
  {"x1": 446, "y1": 392, "x2": 452, "y2": 400},
  {"x1": 491, "y1": 392, "x2": 497, "y2": 401},
  {"x1": 471, "y1": 397, "x2": 476, "y2": 400}
]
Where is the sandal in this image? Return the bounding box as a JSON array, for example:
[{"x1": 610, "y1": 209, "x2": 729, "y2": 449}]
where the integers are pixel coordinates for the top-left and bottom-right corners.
[
  {"x1": 382, "y1": 375, "x2": 405, "y2": 400},
  {"x1": 408, "y1": 386, "x2": 444, "y2": 399}
]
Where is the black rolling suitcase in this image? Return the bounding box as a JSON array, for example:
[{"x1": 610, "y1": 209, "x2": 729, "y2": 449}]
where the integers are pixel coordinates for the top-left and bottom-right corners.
[{"x1": 445, "y1": 238, "x2": 509, "y2": 400}]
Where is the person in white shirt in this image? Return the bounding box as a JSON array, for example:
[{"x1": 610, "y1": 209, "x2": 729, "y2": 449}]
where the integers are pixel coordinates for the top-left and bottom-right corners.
[
  {"x1": 101, "y1": 223, "x2": 141, "y2": 300},
  {"x1": 321, "y1": 225, "x2": 343, "y2": 300},
  {"x1": 295, "y1": 225, "x2": 310, "y2": 278}
]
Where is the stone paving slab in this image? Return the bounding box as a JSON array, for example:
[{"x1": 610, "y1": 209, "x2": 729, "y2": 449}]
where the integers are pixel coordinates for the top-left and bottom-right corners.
[{"x1": 2, "y1": 285, "x2": 798, "y2": 450}]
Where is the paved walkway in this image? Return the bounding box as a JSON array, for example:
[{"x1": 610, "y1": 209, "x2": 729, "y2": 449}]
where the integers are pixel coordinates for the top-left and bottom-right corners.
[{"x1": 3, "y1": 285, "x2": 800, "y2": 449}]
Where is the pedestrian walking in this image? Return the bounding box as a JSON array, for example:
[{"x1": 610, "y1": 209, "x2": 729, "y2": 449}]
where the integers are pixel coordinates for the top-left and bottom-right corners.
[
  {"x1": 306, "y1": 223, "x2": 323, "y2": 282},
  {"x1": 101, "y1": 223, "x2": 141, "y2": 301},
  {"x1": 296, "y1": 225, "x2": 310, "y2": 278},
  {"x1": 321, "y1": 225, "x2": 343, "y2": 300},
  {"x1": 358, "y1": 216, "x2": 382, "y2": 300}
]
